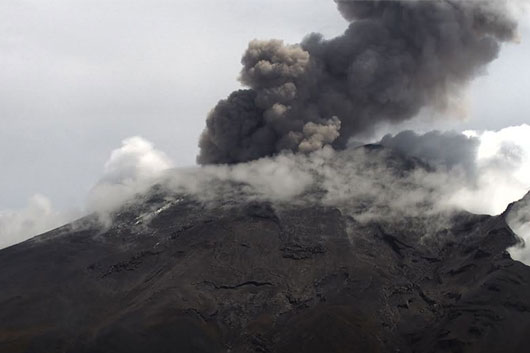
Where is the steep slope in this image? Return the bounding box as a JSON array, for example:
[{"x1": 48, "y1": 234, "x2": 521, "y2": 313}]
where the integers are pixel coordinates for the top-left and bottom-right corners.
[{"x1": 1, "y1": 188, "x2": 530, "y2": 353}]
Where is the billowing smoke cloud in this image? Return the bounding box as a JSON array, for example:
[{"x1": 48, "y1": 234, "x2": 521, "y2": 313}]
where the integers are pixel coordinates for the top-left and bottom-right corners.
[
  {"x1": 87, "y1": 136, "x2": 173, "y2": 214},
  {"x1": 197, "y1": 0, "x2": 517, "y2": 164}
]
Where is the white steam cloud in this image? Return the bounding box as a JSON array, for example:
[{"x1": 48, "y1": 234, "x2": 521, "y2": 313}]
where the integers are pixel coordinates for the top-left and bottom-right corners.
[
  {"x1": 87, "y1": 136, "x2": 173, "y2": 214},
  {"x1": 457, "y1": 124, "x2": 530, "y2": 215}
]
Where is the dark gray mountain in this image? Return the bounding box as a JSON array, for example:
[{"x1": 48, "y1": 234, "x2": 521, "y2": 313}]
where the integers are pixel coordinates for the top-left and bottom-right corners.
[{"x1": 1, "y1": 168, "x2": 530, "y2": 353}]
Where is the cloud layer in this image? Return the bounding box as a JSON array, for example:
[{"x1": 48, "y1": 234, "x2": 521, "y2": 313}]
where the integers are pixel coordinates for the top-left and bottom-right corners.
[{"x1": 2, "y1": 125, "x2": 530, "y2": 267}]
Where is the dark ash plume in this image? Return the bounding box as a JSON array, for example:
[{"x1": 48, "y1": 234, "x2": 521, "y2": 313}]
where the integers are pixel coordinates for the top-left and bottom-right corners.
[{"x1": 197, "y1": 0, "x2": 517, "y2": 165}]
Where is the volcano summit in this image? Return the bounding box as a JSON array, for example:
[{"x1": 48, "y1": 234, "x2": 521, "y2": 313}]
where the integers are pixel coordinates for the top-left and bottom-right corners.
[{"x1": 1, "y1": 146, "x2": 530, "y2": 353}]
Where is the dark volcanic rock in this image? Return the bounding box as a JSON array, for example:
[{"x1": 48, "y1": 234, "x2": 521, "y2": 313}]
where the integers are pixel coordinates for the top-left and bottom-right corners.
[{"x1": 1, "y1": 194, "x2": 530, "y2": 353}]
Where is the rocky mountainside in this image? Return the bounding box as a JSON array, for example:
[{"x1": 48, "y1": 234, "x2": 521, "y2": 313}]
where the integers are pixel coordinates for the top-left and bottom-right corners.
[{"x1": 1, "y1": 184, "x2": 530, "y2": 353}]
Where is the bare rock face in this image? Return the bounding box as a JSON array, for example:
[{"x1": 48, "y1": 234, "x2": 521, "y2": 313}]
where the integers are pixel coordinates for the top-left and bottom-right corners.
[{"x1": 1, "y1": 189, "x2": 530, "y2": 353}]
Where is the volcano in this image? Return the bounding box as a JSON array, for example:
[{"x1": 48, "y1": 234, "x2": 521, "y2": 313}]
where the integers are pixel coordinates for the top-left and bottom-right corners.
[
  {"x1": 1, "y1": 0, "x2": 528, "y2": 352},
  {"x1": 1, "y1": 147, "x2": 530, "y2": 353}
]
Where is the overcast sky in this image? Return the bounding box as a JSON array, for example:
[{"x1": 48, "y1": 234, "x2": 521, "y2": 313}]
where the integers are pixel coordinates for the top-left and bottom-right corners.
[{"x1": 1, "y1": 0, "x2": 530, "y2": 212}]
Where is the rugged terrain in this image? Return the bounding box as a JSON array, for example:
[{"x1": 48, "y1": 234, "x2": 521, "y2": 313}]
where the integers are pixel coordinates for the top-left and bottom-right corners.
[{"x1": 1, "y1": 183, "x2": 530, "y2": 353}]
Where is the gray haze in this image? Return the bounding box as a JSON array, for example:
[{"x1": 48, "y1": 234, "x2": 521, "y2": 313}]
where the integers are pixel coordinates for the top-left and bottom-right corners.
[{"x1": 198, "y1": 0, "x2": 517, "y2": 164}]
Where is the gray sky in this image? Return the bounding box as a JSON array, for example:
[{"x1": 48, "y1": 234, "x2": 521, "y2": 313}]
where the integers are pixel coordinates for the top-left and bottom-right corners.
[{"x1": 1, "y1": 0, "x2": 529, "y2": 211}]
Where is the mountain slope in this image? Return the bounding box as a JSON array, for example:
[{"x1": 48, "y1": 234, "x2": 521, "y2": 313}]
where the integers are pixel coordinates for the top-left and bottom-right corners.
[{"x1": 1, "y1": 189, "x2": 530, "y2": 353}]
